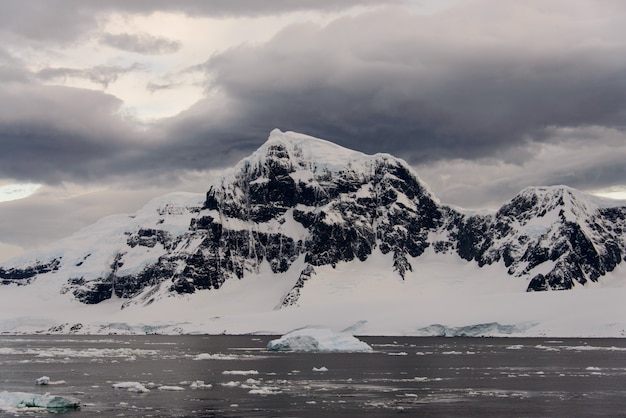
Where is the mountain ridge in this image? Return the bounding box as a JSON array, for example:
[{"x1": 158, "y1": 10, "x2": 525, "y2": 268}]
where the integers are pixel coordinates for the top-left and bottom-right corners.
[{"x1": 2, "y1": 129, "x2": 626, "y2": 312}]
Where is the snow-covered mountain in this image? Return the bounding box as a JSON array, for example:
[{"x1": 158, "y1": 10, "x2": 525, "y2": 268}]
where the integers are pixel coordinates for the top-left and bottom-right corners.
[{"x1": 1, "y1": 129, "x2": 626, "y2": 336}]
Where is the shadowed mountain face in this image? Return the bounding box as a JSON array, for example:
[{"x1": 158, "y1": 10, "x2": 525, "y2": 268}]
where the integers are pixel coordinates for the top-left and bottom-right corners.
[{"x1": 2, "y1": 130, "x2": 625, "y2": 305}]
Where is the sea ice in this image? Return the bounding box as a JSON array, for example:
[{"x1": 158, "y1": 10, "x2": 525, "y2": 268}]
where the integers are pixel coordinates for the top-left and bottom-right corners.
[
  {"x1": 190, "y1": 380, "x2": 212, "y2": 389},
  {"x1": 248, "y1": 387, "x2": 282, "y2": 395},
  {"x1": 111, "y1": 382, "x2": 150, "y2": 393},
  {"x1": 194, "y1": 353, "x2": 256, "y2": 360},
  {"x1": 222, "y1": 370, "x2": 259, "y2": 375},
  {"x1": 267, "y1": 328, "x2": 372, "y2": 352},
  {"x1": 158, "y1": 385, "x2": 185, "y2": 391}
]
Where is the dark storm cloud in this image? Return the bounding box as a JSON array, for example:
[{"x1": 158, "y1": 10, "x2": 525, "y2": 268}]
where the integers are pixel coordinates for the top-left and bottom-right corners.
[
  {"x1": 0, "y1": 81, "x2": 143, "y2": 184},
  {"x1": 183, "y1": 3, "x2": 626, "y2": 164},
  {"x1": 0, "y1": 0, "x2": 399, "y2": 43},
  {"x1": 101, "y1": 33, "x2": 181, "y2": 55},
  {"x1": 3, "y1": 0, "x2": 626, "y2": 195},
  {"x1": 36, "y1": 63, "x2": 144, "y2": 88}
]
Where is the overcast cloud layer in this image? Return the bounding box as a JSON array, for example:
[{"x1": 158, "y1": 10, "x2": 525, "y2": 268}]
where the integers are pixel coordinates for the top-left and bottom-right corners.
[{"x1": 1, "y1": 0, "x2": 626, "y2": 258}]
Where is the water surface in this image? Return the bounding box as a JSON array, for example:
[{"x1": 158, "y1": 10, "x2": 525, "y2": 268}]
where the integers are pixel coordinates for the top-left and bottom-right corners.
[{"x1": 1, "y1": 335, "x2": 626, "y2": 416}]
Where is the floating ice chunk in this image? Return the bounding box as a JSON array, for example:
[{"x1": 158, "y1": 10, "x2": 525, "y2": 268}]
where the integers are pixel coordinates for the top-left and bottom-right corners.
[
  {"x1": 248, "y1": 387, "x2": 282, "y2": 395},
  {"x1": 312, "y1": 366, "x2": 328, "y2": 372},
  {"x1": 35, "y1": 376, "x2": 49, "y2": 385},
  {"x1": 158, "y1": 385, "x2": 185, "y2": 391},
  {"x1": 195, "y1": 353, "x2": 236, "y2": 360},
  {"x1": 190, "y1": 380, "x2": 212, "y2": 389},
  {"x1": 267, "y1": 328, "x2": 372, "y2": 352},
  {"x1": 222, "y1": 370, "x2": 259, "y2": 375},
  {"x1": 194, "y1": 353, "x2": 258, "y2": 360},
  {"x1": 111, "y1": 382, "x2": 150, "y2": 393},
  {"x1": 0, "y1": 391, "x2": 80, "y2": 411},
  {"x1": 35, "y1": 376, "x2": 66, "y2": 385}
]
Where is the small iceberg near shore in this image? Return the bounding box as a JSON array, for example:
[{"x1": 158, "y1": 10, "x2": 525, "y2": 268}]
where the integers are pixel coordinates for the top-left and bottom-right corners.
[
  {"x1": 267, "y1": 328, "x2": 372, "y2": 352},
  {"x1": 0, "y1": 391, "x2": 80, "y2": 411}
]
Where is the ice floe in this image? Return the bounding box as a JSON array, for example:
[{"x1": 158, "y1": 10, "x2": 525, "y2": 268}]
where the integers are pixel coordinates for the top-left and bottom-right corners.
[
  {"x1": 158, "y1": 385, "x2": 185, "y2": 391},
  {"x1": 112, "y1": 381, "x2": 150, "y2": 393},
  {"x1": 222, "y1": 370, "x2": 259, "y2": 375}
]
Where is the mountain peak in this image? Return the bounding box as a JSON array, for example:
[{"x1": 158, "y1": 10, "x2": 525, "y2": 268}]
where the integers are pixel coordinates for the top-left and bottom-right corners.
[
  {"x1": 240, "y1": 129, "x2": 370, "y2": 174},
  {"x1": 497, "y1": 185, "x2": 614, "y2": 225}
]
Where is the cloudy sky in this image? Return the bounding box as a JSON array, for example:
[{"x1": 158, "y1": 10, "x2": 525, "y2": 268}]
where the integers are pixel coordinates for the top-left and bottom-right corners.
[{"x1": 1, "y1": 0, "x2": 626, "y2": 261}]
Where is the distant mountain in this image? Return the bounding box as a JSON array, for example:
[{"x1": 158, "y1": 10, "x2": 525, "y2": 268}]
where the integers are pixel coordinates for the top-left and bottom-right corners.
[{"x1": 1, "y1": 129, "x2": 625, "y2": 316}]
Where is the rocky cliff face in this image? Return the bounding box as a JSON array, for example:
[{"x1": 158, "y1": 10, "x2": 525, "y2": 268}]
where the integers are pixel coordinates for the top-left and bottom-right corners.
[
  {"x1": 435, "y1": 187, "x2": 626, "y2": 291},
  {"x1": 2, "y1": 130, "x2": 625, "y2": 306}
]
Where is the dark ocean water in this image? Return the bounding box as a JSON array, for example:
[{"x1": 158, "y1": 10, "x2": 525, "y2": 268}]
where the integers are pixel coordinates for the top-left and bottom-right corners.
[{"x1": 1, "y1": 334, "x2": 626, "y2": 417}]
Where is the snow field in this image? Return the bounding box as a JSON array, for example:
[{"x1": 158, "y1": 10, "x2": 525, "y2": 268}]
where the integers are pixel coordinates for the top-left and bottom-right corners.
[{"x1": 1, "y1": 244, "x2": 626, "y2": 336}]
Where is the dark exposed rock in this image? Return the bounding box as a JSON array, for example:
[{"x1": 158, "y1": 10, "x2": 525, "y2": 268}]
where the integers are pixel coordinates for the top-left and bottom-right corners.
[
  {"x1": 0, "y1": 258, "x2": 61, "y2": 285},
  {"x1": 280, "y1": 265, "x2": 316, "y2": 308},
  {"x1": 126, "y1": 228, "x2": 172, "y2": 249},
  {"x1": 70, "y1": 278, "x2": 113, "y2": 304}
]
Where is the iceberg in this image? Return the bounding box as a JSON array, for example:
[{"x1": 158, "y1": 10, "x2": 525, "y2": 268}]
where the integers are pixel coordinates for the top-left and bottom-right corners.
[
  {"x1": 0, "y1": 391, "x2": 80, "y2": 411},
  {"x1": 267, "y1": 328, "x2": 372, "y2": 352}
]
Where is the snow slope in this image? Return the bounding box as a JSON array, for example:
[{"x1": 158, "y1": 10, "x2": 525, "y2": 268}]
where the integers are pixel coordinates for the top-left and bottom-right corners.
[{"x1": 1, "y1": 241, "x2": 626, "y2": 337}]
